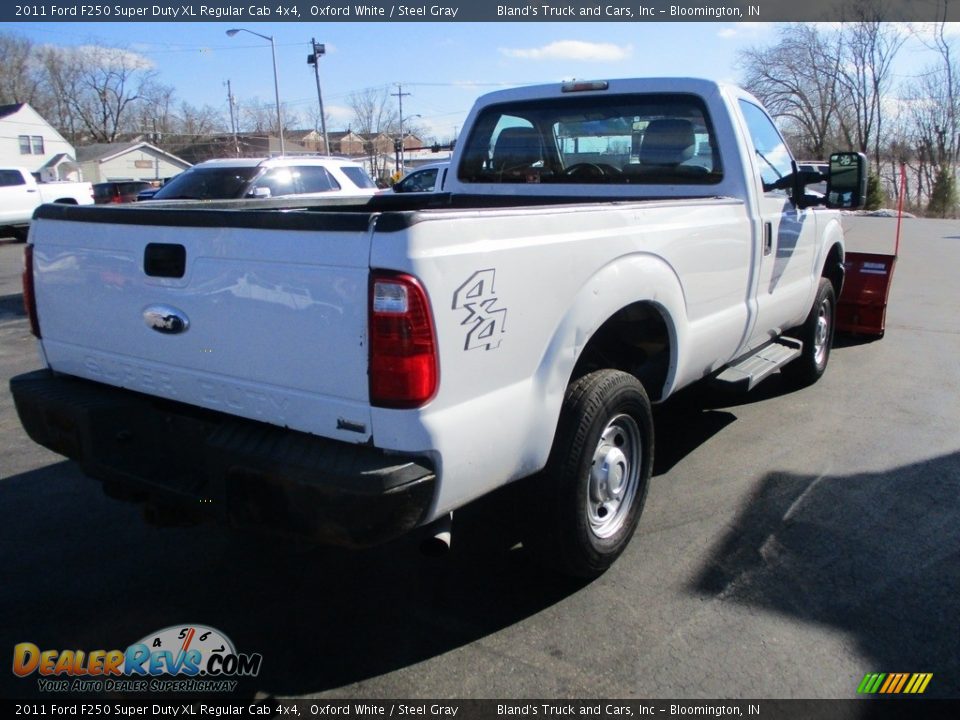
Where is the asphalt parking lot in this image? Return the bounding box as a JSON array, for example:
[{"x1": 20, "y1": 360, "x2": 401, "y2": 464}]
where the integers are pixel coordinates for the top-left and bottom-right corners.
[{"x1": 1, "y1": 216, "x2": 958, "y2": 700}]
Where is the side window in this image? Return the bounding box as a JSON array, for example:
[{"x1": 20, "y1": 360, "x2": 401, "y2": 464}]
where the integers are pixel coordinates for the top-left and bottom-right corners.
[
  {"x1": 297, "y1": 166, "x2": 340, "y2": 193},
  {"x1": 18, "y1": 136, "x2": 31, "y2": 155},
  {"x1": 0, "y1": 170, "x2": 26, "y2": 187},
  {"x1": 31, "y1": 136, "x2": 45, "y2": 155},
  {"x1": 251, "y1": 167, "x2": 301, "y2": 197},
  {"x1": 738, "y1": 100, "x2": 793, "y2": 192},
  {"x1": 398, "y1": 168, "x2": 437, "y2": 192}
]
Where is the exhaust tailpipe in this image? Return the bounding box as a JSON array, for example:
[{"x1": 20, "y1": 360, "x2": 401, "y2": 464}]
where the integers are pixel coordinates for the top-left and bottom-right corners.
[{"x1": 419, "y1": 512, "x2": 453, "y2": 557}]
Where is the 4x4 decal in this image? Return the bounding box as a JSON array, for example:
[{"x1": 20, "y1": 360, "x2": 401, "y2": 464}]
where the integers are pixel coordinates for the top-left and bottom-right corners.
[{"x1": 453, "y1": 269, "x2": 508, "y2": 351}]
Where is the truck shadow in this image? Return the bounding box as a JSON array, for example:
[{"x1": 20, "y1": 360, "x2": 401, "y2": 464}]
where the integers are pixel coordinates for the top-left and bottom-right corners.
[
  {"x1": 651, "y1": 372, "x2": 802, "y2": 475},
  {"x1": 0, "y1": 461, "x2": 582, "y2": 699},
  {"x1": 0, "y1": 293, "x2": 25, "y2": 322},
  {"x1": 689, "y1": 451, "x2": 960, "y2": 698}
]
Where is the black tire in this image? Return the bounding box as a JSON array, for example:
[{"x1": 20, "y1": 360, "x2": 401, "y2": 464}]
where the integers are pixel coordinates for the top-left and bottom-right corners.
[
  {"x1": 525, "y1": 369, "x2": 653, "y2": 578},
  {"x1": 782, "y1": 277, "x2": 836, "y2": 387}
]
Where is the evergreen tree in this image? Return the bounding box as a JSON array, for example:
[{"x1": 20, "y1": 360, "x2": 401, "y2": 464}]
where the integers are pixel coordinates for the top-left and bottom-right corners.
[{"x1": 927, "y1": 167, "x2": 957, "y2": 218}]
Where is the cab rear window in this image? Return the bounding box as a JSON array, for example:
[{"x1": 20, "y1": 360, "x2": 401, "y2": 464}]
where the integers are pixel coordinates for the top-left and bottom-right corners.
[{"x1": 458, "y1": 93, "x2": 722, "y2": 186}]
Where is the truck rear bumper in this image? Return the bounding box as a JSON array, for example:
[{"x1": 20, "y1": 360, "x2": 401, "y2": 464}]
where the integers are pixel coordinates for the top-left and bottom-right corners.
[{"x1": 10, "y1": 369, "x2": 436, "y2": 547}]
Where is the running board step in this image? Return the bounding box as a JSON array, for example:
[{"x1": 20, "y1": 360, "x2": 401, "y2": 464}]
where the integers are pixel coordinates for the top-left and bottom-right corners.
[{"x1": 713, "y1": 338, "x2": 803, "y2": 391}]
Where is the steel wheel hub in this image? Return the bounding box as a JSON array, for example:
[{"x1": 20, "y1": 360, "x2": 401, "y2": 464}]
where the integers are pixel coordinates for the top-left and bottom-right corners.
[
  {"x1": 588, "y1": 414, "x2": 641, "y2": 539},
  {"x1": 814, "y1": 300, "x2": 830, "y2": 366}
]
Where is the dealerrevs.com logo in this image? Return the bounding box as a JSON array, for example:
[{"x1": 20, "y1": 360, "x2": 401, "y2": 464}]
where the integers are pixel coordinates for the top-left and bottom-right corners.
[{"x1": 13, "y1": 624, "x2": 262, "y2": 693}]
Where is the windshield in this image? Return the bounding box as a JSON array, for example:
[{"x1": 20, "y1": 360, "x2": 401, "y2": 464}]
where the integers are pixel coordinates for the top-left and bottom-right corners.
[
  {"x1": 458, "y1": 93, "x2": 722, "y2": 186},
  {"x1": 153, "y1": 167, "x2": 261, "y2": 200}
]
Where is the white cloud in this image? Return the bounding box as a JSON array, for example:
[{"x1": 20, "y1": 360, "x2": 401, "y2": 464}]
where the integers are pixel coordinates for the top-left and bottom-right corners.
[
  {"x1": 325, "y1": 104, "x2": 354, "y2": 126},
  {"x1": 499, "y1": 40, "x2": 632, "y2": 62},
  {"x1": 56, "y1": 44, "x2": 155, "y2": 70},
  {"x1": 716, "y1": 22, "x2": 776, "y2": 41}
]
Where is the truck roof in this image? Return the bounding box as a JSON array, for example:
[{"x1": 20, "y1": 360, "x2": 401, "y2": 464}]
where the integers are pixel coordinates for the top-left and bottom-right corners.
[
  {"x1": 473, "y1": 77, "x2": 732, "y2": 105},
  {"x1": 193, "y1": 156, "x2": 364, "y2": 169}
]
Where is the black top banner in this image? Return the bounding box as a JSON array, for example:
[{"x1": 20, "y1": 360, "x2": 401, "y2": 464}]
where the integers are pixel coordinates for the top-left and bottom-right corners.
[
  {"x1": 5, "y1": 700, "x2": 960, "y2": 719},
  {"x1": 4, "y1": 0, "x2": 960, "y2": 23}
]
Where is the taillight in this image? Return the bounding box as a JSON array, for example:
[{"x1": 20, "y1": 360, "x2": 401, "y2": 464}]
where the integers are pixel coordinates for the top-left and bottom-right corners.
[
  {"x1": 369, "y1": 272, "x2": 438, "y2": 408},
  {"x1": 22, "y1": 244, "x2": 41, "y2": 338}
]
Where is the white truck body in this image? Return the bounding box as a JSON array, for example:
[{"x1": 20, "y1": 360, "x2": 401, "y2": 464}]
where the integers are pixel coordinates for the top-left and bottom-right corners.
[
  {"x1": 12, "y1": 79, "x2": 861, "y2": 575},
  {"x1": 0, "y1": 167, "x2": 94, "y2": 235}
]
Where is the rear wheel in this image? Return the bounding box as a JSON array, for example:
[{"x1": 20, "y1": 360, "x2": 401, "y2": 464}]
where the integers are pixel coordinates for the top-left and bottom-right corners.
[
  {"x1": 525, "y1": 369, "x2": 653, "y2": 578},
  {"x1": 782, "y1": 277, "x2": 835, "y2": 387}
]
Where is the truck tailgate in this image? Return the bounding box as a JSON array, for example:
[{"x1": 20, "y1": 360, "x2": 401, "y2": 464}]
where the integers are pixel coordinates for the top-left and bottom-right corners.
[{"x1": 30, "y1": 210, "x2": 375, "y2": 444}]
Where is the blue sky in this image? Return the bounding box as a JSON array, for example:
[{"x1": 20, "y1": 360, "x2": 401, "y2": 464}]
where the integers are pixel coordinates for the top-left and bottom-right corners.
[{"x1": 3, "y1": 21, "x2": 943, "y2": 142}]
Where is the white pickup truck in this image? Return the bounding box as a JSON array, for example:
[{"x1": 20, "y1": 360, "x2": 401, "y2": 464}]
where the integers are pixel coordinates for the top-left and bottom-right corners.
[
  {"x1": 11, "y1": 78, "x2": 866, "y2": 577},
  {"x1": 0, "y1": 167, "x2": 94, "y2": 241}
]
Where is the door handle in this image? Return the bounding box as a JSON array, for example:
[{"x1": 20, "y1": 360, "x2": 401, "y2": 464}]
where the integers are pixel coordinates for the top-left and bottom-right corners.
[{"x1": 763, "y1": 222, "x2": 773, "y2": 256}]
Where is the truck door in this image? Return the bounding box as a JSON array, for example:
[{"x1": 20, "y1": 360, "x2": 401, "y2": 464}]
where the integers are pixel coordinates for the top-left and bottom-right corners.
[
  {"x1": 737, "y1": 100, "x2": 817, "y2": 350},
  {"x1": 0, "y1": 169, "x2": 36, "y2": 225}
]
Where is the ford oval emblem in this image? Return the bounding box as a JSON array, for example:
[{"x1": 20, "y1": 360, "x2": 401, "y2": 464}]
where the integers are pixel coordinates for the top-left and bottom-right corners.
[{"x1": 143, "y1": 305, "x2": 190, "y2": 334}]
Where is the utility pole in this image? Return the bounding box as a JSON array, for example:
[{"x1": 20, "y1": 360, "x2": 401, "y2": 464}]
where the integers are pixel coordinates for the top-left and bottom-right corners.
[
  {"x1": 225, "y1": 79, "x2": 240, "y2": 157},
  {"x1": 152, "y1": 119, "x2": 160, "y2": 180},
  {"x1": 307, "y1": 39, "x2": 330, "y2": 156},
  {"x1": 391, "y1": 83, "x2": 411, "y2": 173}
]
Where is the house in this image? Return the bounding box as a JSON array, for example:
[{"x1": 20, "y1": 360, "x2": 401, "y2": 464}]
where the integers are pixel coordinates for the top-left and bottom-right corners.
[
  {"x1": 76, "y1": 141, "x2": 192, "y2": 183},
  {"x1": 292, "y1": 130, "x2": 365, "y2": 155},
  {"x1": 292, "y1": 130, "x2": 424, "y2": 157},
  {"x1": 173, "y1": 135, "x2": 312, "y2": 165},
  {"x1": 0, "y1": 103, "x2": 82, "y2": 181}
]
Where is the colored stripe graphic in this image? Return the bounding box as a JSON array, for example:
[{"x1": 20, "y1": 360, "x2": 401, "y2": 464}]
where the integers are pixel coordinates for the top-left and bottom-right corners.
[
  {"x1": 858, "y1": 673, "x2": 932, "y2": 694},
  {"x1": 859, "y1": 673, "x2": 886, "y2": 694}
]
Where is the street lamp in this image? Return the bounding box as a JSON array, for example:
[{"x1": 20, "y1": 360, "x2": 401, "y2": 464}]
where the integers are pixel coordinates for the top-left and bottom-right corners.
[{"x1": 226, "y1": 28, "x2": 285, "y2": 156}]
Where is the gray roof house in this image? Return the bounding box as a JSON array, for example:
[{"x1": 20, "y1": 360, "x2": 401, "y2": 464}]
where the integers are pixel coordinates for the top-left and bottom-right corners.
[{"x1": 76, "y1": 141, "x2": 192, "y2": 183}]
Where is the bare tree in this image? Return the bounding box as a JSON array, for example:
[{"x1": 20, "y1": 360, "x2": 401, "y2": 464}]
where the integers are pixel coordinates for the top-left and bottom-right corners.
[
  {"x1": 904, "y1": 5, "x2": 960, "y2": 215},
  {"x1": 739, "y1": 24, "x2": 843, "y2": 159},
  {"x1": 38, "y1": 44, "x2": 160, "y2": 143},
  {"x1": 35, "y1": 45, "x2": 87, "y2": 144},
  {"x1": 835, "y1": 0, "x2": 906, "y2": 168},
  {"x1": 238, "y1": 98, "x2": 273, "y2": 135},
  {"x1": 133, "y1": 81, "x2": 177, "y2": 141},
  {"x1": 910, "y1": 3, "x2": 960, "y2": 173},
  {"x1": 348, "y1": 85, "x2": 399, "y2": 136},
  {"x1": 0, "y1": 32, "x2": 42, "y2": 106},
  {"x1": 348, "y1": 86, "x2": 399, "y2": 179},
  {"x1": 237, "y1": 97, "x2": 297, "y2": 137}
]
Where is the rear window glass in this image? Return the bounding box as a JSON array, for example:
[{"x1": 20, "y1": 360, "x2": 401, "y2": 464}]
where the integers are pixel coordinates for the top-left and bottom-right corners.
[
  {"x1": 93, "y1": 184, "x2": 115, "y2": 200},
  {"x1": 340, "y1": 166, "x2": 377, "y2": 189},
  {"x1": 458, "y1": 93, "x2": 722, "y2": 186}
]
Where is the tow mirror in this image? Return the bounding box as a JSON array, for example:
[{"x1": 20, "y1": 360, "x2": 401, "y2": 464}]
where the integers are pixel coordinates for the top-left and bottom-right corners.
[{"x1": 825, "y1": 152, "x2": 868, "y2": 209}]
